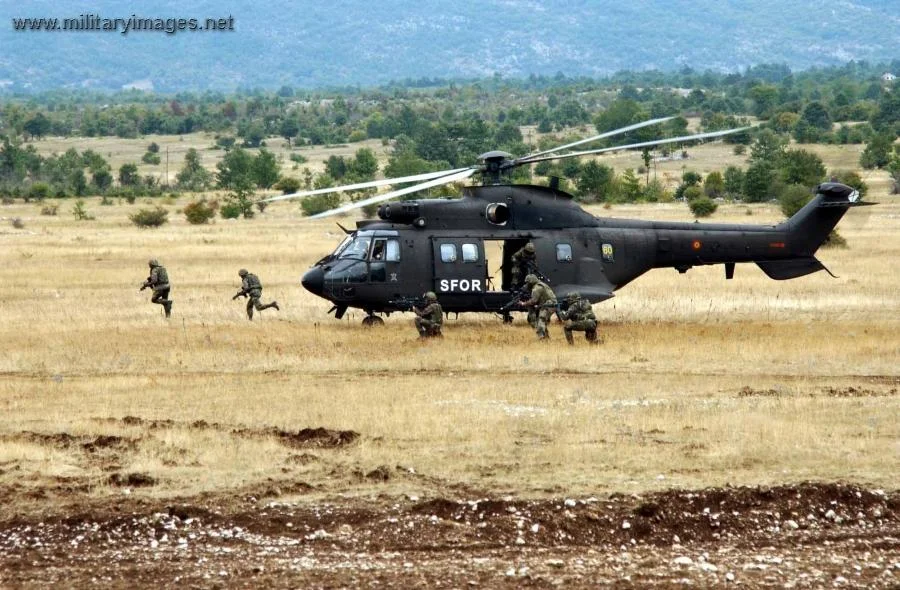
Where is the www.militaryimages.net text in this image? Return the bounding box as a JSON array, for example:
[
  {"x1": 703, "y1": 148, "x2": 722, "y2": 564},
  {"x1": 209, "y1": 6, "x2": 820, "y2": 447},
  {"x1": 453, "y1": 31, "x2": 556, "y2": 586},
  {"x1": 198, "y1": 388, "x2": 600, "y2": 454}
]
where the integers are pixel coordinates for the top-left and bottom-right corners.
[{"x1": 11, "y1": 14, "x2": 235, "y2": 35}]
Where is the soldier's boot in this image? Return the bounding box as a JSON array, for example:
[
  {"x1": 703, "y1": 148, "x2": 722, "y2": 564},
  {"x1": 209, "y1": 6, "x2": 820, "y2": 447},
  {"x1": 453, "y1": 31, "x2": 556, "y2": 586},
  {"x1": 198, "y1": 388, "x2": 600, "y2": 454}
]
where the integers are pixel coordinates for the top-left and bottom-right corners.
[
  {"x1": 586, "y1": 329, "x2": 599, "y2": 344},
  {"x1": 271, "y1": 301, "x2": 280, "y2": 311},
  {"x1": 247, "y1": 308, "x2": 254, "y2": 321},
  {"x1": 565, "y1": 330, "x2": 575, "y2": 345},
  {"x1": 163, "y1": 301, "x2": 172, "y2": 318}
]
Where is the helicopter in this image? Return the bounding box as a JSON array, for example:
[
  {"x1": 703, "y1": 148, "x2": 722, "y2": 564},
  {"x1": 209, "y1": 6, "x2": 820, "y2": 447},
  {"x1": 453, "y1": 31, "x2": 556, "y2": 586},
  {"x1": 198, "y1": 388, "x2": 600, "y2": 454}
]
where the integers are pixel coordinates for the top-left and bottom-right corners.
[{"x1": 266, "y1": 118, "x2": 871, "y2": 326}]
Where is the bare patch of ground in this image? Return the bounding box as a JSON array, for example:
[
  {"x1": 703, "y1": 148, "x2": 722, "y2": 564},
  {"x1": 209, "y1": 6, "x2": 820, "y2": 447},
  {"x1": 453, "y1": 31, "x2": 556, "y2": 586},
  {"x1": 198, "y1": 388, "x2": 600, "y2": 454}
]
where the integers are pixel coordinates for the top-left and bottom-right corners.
[{"x1": 0, "y1": 482, "x2": 896, "y2": 588}]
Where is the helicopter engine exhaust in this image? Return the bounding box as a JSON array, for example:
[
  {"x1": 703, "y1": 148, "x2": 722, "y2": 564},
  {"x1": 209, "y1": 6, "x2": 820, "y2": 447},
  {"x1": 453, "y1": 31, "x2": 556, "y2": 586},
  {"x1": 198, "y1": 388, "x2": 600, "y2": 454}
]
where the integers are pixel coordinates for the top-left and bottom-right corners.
[{"x1": 378, "y1": 202, "x2": 420, "y2": 224}]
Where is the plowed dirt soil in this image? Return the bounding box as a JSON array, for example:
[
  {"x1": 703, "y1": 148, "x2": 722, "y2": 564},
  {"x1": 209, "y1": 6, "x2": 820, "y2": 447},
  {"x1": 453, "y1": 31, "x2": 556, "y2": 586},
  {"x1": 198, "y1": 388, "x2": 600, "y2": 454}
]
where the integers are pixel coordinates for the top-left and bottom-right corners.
[{"x1": 2, "y1": 481, "x2": 897, "y2": 588}]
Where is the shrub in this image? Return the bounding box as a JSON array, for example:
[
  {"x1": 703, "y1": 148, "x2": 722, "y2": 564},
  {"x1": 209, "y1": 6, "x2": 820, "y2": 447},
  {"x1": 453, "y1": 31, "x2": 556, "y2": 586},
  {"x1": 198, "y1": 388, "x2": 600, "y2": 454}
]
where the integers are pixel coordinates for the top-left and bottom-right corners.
[
  {"x1": 28, "y1": 182, "x2": 51, "y2": 200},
  {"x1": 289, "y1": 153, "x2": 308, "y2": 164},
  {"x1": 141, "y1": 152, "x2": 161, "y2": 165},
  {"x1": 689, "y1": 197, "x2": 718, "y2": 218},
  {"x1": 779, "y1": 184, "x2": 813, "y2": 218},
  {"x1": 220, "y1": 201, "x2": 243, "y2": 219},
  {"x1": 1, "y1": 196, "x2": 13, "y2": 205},
  {"x1": 129, "y1": 207, "x2": 169, "y2": 228},
  {"x1": 11, "y1": 217, "x2": 24, "y2": 229},
  {"x1": 733, "y1": 144, "x2": 747, "y2": 156},
  {"x1": 100, "y1": 196, "x2": 114, "y2": 206},
  {"x1": 682, "y1": 186, "x2": 704, "y2": 202},
  {"x1": 275, "y1": 176, "x2": 302, "y2": 194},
  {"x1": 40, "y1": 203, "x2": 59, "y2": 216},
  {"x1": 72, "y1": 200, "x2": 94, "y2": 220},
  {"x1": 301, "y1": 193, "x2": 341, "y2": 217},
  {"x1": 183, "y1": 199, "x2": 217, "y2": 224}
]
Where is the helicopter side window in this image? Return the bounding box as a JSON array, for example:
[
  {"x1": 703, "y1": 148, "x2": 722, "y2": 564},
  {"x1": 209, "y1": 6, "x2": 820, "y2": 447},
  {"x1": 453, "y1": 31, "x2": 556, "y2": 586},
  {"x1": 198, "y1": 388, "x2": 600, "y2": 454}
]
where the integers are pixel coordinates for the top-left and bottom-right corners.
[
  {"x1": 556, "y1": 243, "x2": 573, "y2": 262},
  {"x1": 440, "y1": 244, "x2": 457, "y2": 263},
  {"x1": 371, "y1": 239, "x2": 386, "y2": 261},
  {"x1": 385, "y1": 239, "x2": 400, "y2": 262},
  {"x1": 461, "y1": 243, "x2": 479, "y2": 263}
]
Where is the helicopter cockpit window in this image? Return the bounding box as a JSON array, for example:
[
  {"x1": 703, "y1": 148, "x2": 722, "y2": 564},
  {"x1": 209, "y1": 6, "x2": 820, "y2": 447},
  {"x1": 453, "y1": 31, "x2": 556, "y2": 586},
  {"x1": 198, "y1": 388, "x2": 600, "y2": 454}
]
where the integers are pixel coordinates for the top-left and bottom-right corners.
[
  {"x1": 337, "y1": 236, "x2": 371, "y2": 260},
  {"x1": 461, "y1": 243, "x2": 479, "y2": 263},
  {"x1": 440, "y1": 243, "x2": 457, "y2": 263},
  {"x1": 384, "y1": 239, "x2": 400, "y2": 262},
  {"x1": 556, "y1": 243, "x2": 573, "y2": 262}
]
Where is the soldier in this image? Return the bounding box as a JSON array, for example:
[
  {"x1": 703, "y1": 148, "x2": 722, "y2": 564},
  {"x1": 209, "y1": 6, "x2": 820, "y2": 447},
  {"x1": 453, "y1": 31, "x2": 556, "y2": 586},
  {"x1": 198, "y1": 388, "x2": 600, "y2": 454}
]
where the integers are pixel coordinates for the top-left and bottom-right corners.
[
  {"x1": 140, "y1": 259, "x2": 172, "y2": 318},
  {"x1": 520, "y1": 273, "x2": 556, "y2": 340},
  {"x1": 413, "y1": 291, "x2": 443, "y2": 338},
  {"x1": 509, "y1": 242, "x2": 537, "y2": 289},
  {"x1": 560, "y1": 292, "x2": 599, "y2": 345},
  {"x1": 234, "y1": 269, "x2": 280, "y2": 320}
]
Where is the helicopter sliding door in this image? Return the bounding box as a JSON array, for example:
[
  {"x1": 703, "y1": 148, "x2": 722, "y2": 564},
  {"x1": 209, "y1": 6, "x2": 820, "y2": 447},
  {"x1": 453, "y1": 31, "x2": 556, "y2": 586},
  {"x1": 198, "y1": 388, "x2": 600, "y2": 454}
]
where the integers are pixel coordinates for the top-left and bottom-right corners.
[{"x1": 431, "y1": 238, "x2": 488, "y2": 298}]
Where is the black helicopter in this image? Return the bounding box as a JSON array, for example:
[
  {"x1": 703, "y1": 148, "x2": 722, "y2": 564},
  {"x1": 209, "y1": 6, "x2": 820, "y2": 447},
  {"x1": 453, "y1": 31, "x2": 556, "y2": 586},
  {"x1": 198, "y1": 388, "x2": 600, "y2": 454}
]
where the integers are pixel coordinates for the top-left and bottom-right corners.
[{"x1": 266, "y1": 118, "x2": 870, "y2": 326}]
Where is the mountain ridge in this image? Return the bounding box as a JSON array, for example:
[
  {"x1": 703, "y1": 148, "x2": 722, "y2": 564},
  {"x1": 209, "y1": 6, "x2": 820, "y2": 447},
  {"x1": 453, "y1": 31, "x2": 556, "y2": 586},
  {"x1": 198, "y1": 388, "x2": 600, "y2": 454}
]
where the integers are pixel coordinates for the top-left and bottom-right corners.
[{"x1": 2, "y1": 0, "x2": 898, "y2": 91}]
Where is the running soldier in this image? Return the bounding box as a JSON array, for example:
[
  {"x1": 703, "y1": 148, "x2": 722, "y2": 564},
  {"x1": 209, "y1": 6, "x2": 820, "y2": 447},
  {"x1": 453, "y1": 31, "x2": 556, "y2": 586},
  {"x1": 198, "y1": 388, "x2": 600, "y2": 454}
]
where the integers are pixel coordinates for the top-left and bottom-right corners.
[
  {"x1": 413, "y1": 291, "x2": 443, "y2": 338},
  {"x1": 520, "y1": 273, "x2": 556, "y2": 340},
  {"x1": 234, "y1": 269, "x2": 280, "y2": 320},
  {"x1": 140, "y1": 259, "x2": 172, "y2": 318},
  {"x1": 560, "y1": 292, "x2": 599, "y2": 345}
]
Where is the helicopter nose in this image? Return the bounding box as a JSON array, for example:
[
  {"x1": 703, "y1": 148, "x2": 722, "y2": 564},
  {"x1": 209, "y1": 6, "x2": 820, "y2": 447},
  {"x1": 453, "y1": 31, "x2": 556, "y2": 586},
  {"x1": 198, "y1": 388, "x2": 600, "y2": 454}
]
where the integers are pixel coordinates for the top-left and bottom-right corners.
[{"x1": 301, "y1": 266, "x2": 324, "y2": 296}]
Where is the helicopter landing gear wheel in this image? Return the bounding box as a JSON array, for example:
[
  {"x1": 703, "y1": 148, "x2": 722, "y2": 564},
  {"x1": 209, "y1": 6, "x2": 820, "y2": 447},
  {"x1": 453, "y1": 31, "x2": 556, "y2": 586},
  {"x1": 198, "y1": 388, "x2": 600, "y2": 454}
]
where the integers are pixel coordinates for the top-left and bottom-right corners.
[
  {"x1": 502, "y1": 312, "x2": 514, "y2": 324},
  {"x1": 362, "y1": 315, "x2": 384, "y2": 327}
]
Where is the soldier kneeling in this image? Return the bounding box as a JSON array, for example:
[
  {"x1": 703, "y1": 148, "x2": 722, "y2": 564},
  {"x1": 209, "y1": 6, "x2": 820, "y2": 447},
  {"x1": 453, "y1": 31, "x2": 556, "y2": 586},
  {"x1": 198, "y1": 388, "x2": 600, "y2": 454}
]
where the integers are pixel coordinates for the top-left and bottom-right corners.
[
  {"x1": 560, "y1": 292, "x2": 599, "y2": 345},
  {"x1": 413, "y1": 291, "x2": 443, "y2": 338}
]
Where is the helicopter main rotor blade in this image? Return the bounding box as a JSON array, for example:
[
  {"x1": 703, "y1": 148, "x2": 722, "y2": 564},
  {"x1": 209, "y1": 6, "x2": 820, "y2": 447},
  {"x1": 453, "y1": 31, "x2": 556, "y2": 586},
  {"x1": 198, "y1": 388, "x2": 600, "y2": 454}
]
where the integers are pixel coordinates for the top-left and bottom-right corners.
[
  {"x1": 519, "y1": 127, "x2": 752, "y2": 166},
  {"x1": 516, "y1": 116, "x2": 675, "y2": 163},
  {"x1": 263, "y1": 167, "x2": 470, "y2": 203},
  {"x1": 308, "y1": 167, "x2": 477, "y2": 220}
]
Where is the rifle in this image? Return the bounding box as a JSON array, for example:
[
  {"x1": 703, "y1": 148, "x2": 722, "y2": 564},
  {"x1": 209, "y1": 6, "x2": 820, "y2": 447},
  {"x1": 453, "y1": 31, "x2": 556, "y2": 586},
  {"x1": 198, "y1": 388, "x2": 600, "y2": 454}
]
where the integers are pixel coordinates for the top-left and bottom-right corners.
[
  {"x1": 389, "y1": 295, "x2": 427, "y2": 311},
  {"x1": 232, "y1": 289, "x2": 248, "y2": 300},
  {"x1": 139, "y1": 277, "x2": 151, "y2": 292},
  {"x1": 499, "y1": 287, "x2": 530, "y2": 314}
]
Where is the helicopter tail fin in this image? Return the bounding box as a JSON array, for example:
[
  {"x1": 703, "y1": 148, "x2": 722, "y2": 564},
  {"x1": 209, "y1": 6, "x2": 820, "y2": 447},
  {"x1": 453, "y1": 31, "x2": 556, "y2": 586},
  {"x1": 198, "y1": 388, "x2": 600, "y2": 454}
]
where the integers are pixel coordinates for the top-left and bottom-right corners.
[{"x1": 779, "y1": 182, "x2": 872, "y2": 255}]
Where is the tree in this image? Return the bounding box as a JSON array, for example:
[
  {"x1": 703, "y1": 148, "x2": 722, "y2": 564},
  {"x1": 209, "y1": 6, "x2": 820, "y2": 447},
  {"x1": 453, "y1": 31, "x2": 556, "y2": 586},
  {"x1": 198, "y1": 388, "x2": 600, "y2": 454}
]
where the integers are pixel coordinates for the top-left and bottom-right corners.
[
  {"x1": 23, "y1": 113, "x2": 51, "y2": 140},
  {"x1": 348, "y1": 148, "x2": 378, "y2": 180},
  {"x1": 703, "y1": 171, "x2": 725, "y2": 198},
  {"x1": 748, "y1": 84, "x2": 779, "y2": 118},
  {"x1": 860, "y1": 133, "x2": 894, "y2": 169},
  {"x1": 119, "y1": 163, "x2": 139, "y2": 186},
  {"x1": 575, "y1": 160, "x2": 614, "y2": 202},
  {"x1": 619, "y1": 168, "x2": 642, "y2": 202},
  {"x1": 689, "y1": 197, "x2": 717, "y2": 218},
  {"x1": 176, "y1": 148, "x2": 212, "y2": 191},
  {"x1": 251, "y1": 148, "x2": 279, "y2": 189},
  {"x1": 743, "y1": 162, "x2": 776, "y2": 202},
  {"x1": 779, "y1": 149, "x2": 825, "y2": 187},
  {"x1": 593, "y1": 99, "x2": 646, "y2": 134},
  {"x1": 280, "y1": 118, "x2": 300, "y2": 147},
  {"x1": 800, "y1": 101, "x2": 832, "y2": 131},
  {"x1": 325, "y1": 155, "x2": 348, "y2": 180},
  {"x1": 723, "y1": 166, "x2": 745, "y2": 197},
  {"x1": 749, "y1": 129, "x2": 788, "y2": 165},
  {"x1": 216, "y1": 147, "x2": 256, "y2": 218}
]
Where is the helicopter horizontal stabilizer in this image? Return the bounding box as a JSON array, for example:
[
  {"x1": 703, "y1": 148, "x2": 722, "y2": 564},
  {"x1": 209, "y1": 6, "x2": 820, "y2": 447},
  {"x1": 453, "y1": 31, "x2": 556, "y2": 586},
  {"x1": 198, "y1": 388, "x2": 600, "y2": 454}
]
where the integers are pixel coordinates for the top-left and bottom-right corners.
[{"x1": 755, "y1": 257, "x2": 829, "y2": 280}]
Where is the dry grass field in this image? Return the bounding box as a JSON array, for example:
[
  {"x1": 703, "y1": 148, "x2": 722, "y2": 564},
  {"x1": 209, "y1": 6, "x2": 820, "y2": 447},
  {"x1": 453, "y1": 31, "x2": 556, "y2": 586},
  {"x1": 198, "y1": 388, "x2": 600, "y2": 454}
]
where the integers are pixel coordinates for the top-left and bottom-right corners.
[{"x1": 0, "y1": 148, "x2": 898, "y2": 586}]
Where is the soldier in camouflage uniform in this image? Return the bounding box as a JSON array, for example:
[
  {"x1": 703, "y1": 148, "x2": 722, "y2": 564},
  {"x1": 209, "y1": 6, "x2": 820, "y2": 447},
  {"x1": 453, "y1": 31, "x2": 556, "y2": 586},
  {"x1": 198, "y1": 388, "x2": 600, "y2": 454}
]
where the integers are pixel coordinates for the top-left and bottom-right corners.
[
  {"x1": 413, "y1": 291, "x2": 443, "y2": 338},
  {"x1": 140, "y1": 259, "x2": 172, "y2": 318},
  {"x1": 234, "y1": 269, "x2": 280, "y2": 320},
  {"x1": 560, "y1": 292, "x2": 599, "y2": 345},
  {"x1": 509, "y1": 242, "x2": 537, "y2": 290},
  {"x1": 520, "y1": 273, "x2": 556, "y2": 340}
]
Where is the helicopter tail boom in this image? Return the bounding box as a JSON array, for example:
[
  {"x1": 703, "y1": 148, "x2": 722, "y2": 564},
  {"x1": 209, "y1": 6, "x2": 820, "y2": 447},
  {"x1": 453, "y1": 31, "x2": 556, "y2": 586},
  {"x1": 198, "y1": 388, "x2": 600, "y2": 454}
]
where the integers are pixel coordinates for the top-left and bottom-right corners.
[{"x1": 780, "y1": 182, "x2": 871, "y2": 255}]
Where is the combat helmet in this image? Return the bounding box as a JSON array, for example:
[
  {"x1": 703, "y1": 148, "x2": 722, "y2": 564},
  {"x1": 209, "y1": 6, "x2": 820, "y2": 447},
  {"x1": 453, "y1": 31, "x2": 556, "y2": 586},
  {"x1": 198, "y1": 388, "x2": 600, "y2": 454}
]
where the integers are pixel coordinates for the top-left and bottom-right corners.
[
  {"x1": 148, "y1": 258, "x2": 159, "y2": 267},
  {"x1": 239, "y1": 269, "x2": 248, "y2": 277},
  {"x1": 567, "y1": 291, "x2": 580, "y2": 302},
  {"x1": 423, "y1": 291, "x2": 437, "y2": 301},
  {"x1": 524, "y1": 273, "x2": 538, "y2": 285},
  {"x1": 523, "y1": 242, "x2": 535, "y2": 253}
]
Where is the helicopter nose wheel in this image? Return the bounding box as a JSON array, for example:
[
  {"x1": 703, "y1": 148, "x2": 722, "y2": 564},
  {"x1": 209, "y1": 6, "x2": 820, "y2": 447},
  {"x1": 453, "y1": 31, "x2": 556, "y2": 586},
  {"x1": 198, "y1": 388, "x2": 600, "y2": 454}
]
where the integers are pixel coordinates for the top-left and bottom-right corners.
[{"x1": 362, "y1": 314, "x2": 384, "y2": 327}]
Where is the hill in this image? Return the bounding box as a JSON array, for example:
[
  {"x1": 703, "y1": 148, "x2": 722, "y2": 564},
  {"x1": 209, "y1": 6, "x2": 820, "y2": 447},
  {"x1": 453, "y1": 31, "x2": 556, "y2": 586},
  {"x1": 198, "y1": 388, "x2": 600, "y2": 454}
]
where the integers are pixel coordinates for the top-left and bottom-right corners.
[{"x1": 2, "y1": 0, "x2": 899, "y2": 91}]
